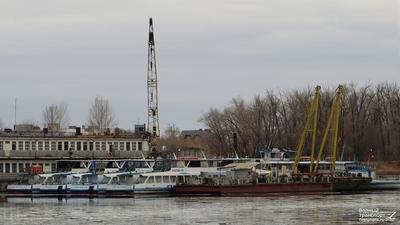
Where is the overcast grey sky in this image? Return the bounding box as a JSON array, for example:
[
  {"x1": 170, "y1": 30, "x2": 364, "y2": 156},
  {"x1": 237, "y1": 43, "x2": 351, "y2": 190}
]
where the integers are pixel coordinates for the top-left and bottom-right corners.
[{"x1": 0, "y1": 0, "x2": 399, "y2": 132}]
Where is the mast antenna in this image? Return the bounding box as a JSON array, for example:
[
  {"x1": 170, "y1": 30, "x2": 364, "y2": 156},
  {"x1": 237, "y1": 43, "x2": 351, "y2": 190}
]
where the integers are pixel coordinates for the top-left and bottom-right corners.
[{"x1": 147, "y1": 17, "x2": 160, "y2": 137}]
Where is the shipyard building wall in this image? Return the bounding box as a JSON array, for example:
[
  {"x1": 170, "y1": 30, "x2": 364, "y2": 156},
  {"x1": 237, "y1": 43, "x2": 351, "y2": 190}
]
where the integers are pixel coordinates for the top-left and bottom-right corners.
[{"x1": 0, "y1": 135, "x2": 151, "y2": 174}]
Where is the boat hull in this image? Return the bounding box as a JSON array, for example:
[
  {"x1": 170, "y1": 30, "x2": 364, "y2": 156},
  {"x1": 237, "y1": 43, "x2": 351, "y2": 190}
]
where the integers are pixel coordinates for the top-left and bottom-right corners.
[
  {"x1": 134, "y1": 184, "x2": 174, "y2": 194},
  {"x1": 367, "y1": 180, "x2": 400, "y2": 190},
  {"x1": 173, "y1": 182, "x2": 334, "y2": 196}
]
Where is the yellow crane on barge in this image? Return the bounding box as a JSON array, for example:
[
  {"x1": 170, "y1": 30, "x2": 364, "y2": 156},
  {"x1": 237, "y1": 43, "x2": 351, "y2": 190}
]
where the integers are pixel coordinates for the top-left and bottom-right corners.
[{"x1": 292, "y1": 85, "x2": 344, "y2": 174}]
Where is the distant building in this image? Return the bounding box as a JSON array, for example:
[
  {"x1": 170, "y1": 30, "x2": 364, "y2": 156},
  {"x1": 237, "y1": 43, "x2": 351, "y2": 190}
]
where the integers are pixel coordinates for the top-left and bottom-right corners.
[
  {"x1": 0, "y1": 128, "x2": 151, "y2": 174},
  {"x1": 180, "y1": 129, "x2": 210, "y2": 140},
  {"x1": 259, "y1": 148, "x2": 296, "y2": 161}
]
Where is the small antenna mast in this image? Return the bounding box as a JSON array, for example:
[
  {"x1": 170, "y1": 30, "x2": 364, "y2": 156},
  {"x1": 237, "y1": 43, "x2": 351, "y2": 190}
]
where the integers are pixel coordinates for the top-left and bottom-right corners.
[{"x1": 14, "y1": 98, "x2": 17, "y2": 129}]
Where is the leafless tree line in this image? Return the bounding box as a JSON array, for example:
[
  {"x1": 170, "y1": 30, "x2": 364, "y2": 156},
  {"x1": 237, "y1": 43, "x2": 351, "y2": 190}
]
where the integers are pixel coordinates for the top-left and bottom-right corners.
[
  {"x1": 4, "y1": 96, "x2": 116, "y2": 132},
  {"x1": 200, "y1": 83, "x2": 400, "y2": 161}
]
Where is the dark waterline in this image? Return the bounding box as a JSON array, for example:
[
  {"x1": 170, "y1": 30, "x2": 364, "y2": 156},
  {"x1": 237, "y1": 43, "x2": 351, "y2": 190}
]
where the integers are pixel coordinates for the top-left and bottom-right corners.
[{"x1": 1, "y1": 191, "x2": 399, "y2": 225}]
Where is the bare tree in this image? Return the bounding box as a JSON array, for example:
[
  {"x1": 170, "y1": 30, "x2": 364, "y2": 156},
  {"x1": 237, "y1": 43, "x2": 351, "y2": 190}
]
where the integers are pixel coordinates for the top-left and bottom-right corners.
[
  {"x1": 157, "y1": 123, "x2": 182, "y2": 151},
  {"x1": 87, "y1": 96, "x2": 116, "y2": 131},
  {"x1": 42, "y1": 102, "x2": 69, "y2": 129}
]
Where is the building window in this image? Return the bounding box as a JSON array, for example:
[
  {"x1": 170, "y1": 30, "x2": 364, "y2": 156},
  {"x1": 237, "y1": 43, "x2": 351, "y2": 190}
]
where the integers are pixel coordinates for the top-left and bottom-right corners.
[
  {"x1": 25, "y1": 163, "x2": 30, "y2": 169},
  {"x1": 138, "y1": 142, "x2": 142, "y2": 151},
  {"x1": 113, "y1": 142, "x2": 118, "y2": 150},
  {"x1": 70, "y1": 141, "x2": 75, "y2": 150},
  {"x1": 25, "y1": 141, "x2": 30, "y2": 150},
  {"x1": 0, "y1": 163, "x2": 3, "y2": 173},
  {"x1": 18, "y1": 163, "x2": 24, "y2": 173},
  {"x1": 58, "y1": 142, "x2": 62, "y2": 150},
  {"x1": 64, "y1": 142, "x2": 69, "y2": 151},
  {"x1": 132, "y1": 142, "x2": 137, "y2": 151},
  {"x1": 5, "y1": 163, "x2": 10, "y2": 173},
  {"x1": 12, "y1": 163, "x2": 17, "y2": 173},
  {"x1": 18, "y1": 141, "x2": 23, "y2": 150},
  {"x1": 119, "y1": 142, "x2": 125, "y2": 151},
  {"x1": 31, "y1": 141, "x2": 36, "y2": 150},
  {"x1": 101, "y1": 142, "x2": 106, "y2": 151},
  {"x1": 38, "y1": 141, "x2": 43, "y2": 151},
  {"x1": 83, "y1": 142, "x2": 88, "y2": 151},
  {"x1": 12, "y1": 141, "x2": 16, "y2": 150},
  {"x1": 0, "y1": 141, "x2": 3, "y2": 150},
  {"x1": 126, "y1": 142, "x2": 130, "y2": 151},
  {"x1": 77, "y1": 142, "x2": 81, "y2": 151},
  {"x1": 45, "y1": 141, "x2": 50, "y2": 151},
  {"x1": 51, "y1": 141, "x2": 56, "y2": 151},
  {"x1": 51, "y1": 163, "x2": 56, "y2": 172},
  {"x1": 89, "y1": 142, "x2": 94, "y2": 151},
  {"x1": 95, "y1": 142, "x2": 100, "y2": 151}
]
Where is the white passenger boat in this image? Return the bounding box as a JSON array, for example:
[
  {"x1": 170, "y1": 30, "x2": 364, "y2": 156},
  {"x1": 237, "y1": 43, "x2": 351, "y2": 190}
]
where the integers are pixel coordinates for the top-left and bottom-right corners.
[
  {"x1": 68, "y1": 172, "x2": 98, "y2": 195},
  {"x1": 134, "y1": 167, "x2": 219, "y2": 194},
  {"x1": 31, "y1": 172, "x2": 71, "y2": 194},
  {"x1": 97, "y1": 172, "x2": 137, "y2": 195}
]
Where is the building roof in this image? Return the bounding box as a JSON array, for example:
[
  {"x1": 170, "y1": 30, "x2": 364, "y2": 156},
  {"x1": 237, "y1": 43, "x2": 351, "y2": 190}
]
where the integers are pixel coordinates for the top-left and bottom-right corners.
[{"x1": 180, "y1": 129, "x2": 209, "y2": 139}]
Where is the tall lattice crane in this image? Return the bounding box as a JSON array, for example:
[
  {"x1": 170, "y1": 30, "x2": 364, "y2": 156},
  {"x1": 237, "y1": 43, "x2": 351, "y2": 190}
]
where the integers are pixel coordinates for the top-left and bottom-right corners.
[
  {"x1": 147, "y1": 17, "x2": 160, "y2": 137},
  {"x1": 292, "y1": 86, "x2": 321, "y2": 173},
  {"x1": 313, "y1": 85, "x2": 344, "y2": 173}
]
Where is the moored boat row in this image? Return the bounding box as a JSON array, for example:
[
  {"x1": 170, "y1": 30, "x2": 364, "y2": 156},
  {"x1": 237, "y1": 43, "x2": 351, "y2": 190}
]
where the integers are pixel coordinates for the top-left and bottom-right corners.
[{"x1": 6, "y1": 158, "x2": 400, "y2": 197}]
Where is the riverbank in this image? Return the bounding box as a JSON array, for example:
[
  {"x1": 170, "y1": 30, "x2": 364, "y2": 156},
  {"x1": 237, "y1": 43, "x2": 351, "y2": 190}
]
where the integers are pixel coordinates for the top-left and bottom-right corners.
[{"x1": 372, "y1": 161, "x2": 400, "y2": 176}]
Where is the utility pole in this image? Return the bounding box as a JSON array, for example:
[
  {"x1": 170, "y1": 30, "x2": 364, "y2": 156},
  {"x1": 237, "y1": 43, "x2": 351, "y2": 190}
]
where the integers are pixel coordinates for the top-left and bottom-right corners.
[
  {"x1": 147, "y1": 17, "x2": 160, "y2": 137},
  {"x1": 14, "y1": 98, "x2": 17, "y2": 131}
]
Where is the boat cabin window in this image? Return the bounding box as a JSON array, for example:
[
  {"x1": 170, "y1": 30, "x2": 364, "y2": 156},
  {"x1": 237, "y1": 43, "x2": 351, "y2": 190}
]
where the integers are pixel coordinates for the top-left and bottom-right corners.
[
  {"x1": 177, "y1": 176, "x2": 184, "y2": 184},
  {"x1": 147, "y1": 176, "x2": 155, "y2": 184},
  {"x1": 137, "y1": 176, "x2": 147, "y2": 183},
  {"x1": 189, "y1": 161, "x2": 201, "y2": 167},
  {"x1": 155, "y1": 176, "x2": 162, "y2": 183}
]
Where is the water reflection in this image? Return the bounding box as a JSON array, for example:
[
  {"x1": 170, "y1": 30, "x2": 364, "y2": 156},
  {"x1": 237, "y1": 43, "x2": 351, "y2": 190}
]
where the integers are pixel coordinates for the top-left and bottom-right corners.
[{"x1": 0, "y1": 191, "x2": 399, "y2": 225}]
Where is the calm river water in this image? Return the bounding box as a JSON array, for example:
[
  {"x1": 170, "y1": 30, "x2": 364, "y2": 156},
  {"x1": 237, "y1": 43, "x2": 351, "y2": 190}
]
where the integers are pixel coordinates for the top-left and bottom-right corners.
[{"x1": 0, "y1": 191, "x2": 399, "y2": 225}]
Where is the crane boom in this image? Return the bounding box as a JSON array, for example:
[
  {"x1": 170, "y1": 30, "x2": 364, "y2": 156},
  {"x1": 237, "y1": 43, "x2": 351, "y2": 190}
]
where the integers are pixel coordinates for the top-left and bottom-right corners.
[
  {"x1": 313, "y1": 85, "x2": 344, "y2": 173},
  {"x1": 292, "y1": 86, "x2": 321, "y2": 173}
]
